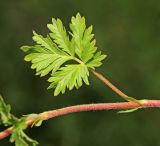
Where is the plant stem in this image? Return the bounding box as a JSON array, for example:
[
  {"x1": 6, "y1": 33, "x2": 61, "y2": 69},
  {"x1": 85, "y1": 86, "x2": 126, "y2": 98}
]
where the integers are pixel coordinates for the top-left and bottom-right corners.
[
  {"x1": 1, "y1": 99, "x2": 160, "y2": 140},
  {"x1": 91, "y1": 70, "x2": 128, "y2": 98}
]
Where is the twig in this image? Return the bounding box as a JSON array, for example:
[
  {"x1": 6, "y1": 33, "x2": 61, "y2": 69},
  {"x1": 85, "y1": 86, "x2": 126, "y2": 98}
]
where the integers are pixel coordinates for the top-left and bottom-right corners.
[
  {"x1": 91, "y1": 70, "x2": 128, "y2": 98},
  {"x1": 1, "y1": 99, "x2": 160, "y2": 140}
]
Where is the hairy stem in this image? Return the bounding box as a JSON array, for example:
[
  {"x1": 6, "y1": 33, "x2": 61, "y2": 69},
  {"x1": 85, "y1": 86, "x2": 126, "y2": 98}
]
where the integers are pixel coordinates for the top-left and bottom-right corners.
[
  {"x1": 1, "y1": 99, "x2": 160, "y2": 140},
  {"x1": 91, "y1": 70, "x2": 128, "y2": 98}
]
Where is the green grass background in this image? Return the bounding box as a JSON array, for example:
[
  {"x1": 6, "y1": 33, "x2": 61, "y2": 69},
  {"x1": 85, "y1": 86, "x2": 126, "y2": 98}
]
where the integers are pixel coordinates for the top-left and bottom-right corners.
[{"x1": 0, "y1": 0, "x2": 160, "y2": 145}]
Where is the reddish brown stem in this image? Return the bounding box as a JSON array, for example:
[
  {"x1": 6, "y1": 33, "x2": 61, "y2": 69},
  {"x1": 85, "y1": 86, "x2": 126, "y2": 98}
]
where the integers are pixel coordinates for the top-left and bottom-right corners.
[
  {"x1": 1, "y1": 99, "x2": 160, "y2": 140},
  {"x1": 91, "y1": 70, "x2": 128, "y2": 98},
  {"x1": 0, "y1": 127, "x2": 12, "y2": 140}
]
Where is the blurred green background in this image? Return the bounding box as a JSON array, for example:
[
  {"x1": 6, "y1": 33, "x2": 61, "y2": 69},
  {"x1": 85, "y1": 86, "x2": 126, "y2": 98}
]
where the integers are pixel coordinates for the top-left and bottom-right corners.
[{"x1": 1, "y1": 0, "x2": 160, "y2": 146}]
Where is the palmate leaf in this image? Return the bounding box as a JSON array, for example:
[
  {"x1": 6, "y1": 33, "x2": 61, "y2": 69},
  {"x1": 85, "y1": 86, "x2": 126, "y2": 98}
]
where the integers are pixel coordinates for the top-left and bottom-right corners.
[{"x1": 21, "y1": 13, "x2": 106, "y2": 96}]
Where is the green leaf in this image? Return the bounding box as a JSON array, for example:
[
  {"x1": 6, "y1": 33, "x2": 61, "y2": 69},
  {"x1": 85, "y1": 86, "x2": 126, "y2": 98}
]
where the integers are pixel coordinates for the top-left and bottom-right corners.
[
  {"x1": 70, "y1": 13, "x2": 86, "y2": 58},
  {"x1": 23, "y1": 114, "x2": 44, "y2": 127},
  {"x1": 10, "y1": 119, "x2": 38, "y2": 146},
  {"x1": 70, "y1": 13, "x2": 92, "y2": 62},
  {"x1": 21, "y1": 45, "x2": 73, "y2": 77},
  {"x1": 118, "y1": 108, "x2": 139, "y2": 114},
  {"x1": 32, "y1": 31, "x2": 63, "y2": 54},
  {"x1": 48, "y1": 64, "x2": 89, "y2": 96},
  {"x1": 0, "y1": 96, "x2": 38, "y2": 145},
  {"x1": 0, "y1": 95, "x2": 12, "y2": 125},
  {"x1": 86, "y1": 51, "x2": 107, "y2": 69},
  {"x1": 47, "y1": 18, "x2": 74, "y2": 55},
  {"x1": 21, "y1": 13, "x2": 106, "y2": 96}
]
